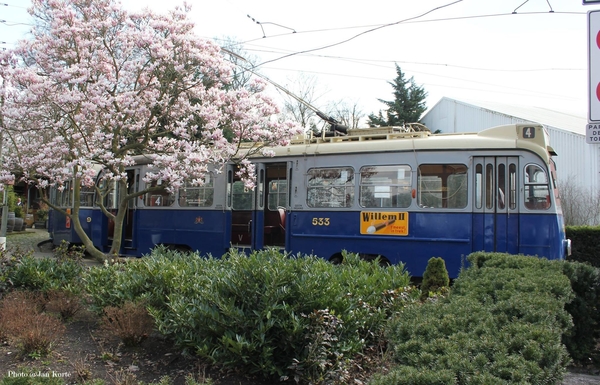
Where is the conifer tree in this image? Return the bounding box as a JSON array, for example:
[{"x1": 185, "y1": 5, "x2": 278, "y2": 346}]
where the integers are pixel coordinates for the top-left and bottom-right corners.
[
  {"x1": 368, "y1": 64, "x2": 427, "y2": 127},
  {"x1": 420, "y1": 257, "x2": 450, "y2": 301}
]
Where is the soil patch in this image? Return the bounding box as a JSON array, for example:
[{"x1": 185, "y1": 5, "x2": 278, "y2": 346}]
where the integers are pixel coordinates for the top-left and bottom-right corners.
[{"x1": 0, "y1": 308, "x2": 268, "y2": 384}]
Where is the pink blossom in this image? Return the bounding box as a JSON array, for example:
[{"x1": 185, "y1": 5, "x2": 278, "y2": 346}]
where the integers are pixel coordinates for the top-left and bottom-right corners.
[{"x1": 0, "y1": 0, "x2": 300, "y2": 258}]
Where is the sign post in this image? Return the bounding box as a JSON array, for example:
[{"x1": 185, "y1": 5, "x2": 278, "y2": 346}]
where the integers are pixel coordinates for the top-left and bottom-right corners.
[{"x1": 588, "y1": 10, "x2": 600, "y2": 143}]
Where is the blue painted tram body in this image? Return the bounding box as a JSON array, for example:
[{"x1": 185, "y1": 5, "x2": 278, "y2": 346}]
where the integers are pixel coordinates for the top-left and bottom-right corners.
[{"x1": 48, "y1": 123, "x2": 570, "y2": 278}]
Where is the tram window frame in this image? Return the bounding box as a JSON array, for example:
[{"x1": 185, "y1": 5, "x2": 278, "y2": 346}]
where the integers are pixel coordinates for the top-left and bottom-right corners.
[
  {"x1": 475, "y1": 164, "x2": 483, "y2": 209},
  {"x1": 485, "y1": 163, "x2": 493, "y2": 209},
  {"x1": 144, "y1": 180, "x2": 175, "y2": 207},
  {"x1": 359, "y1": 165, "x2": 412, "y2": 208},
  {"x1": 178, "y1": 173, "x2": 214, "y2": 208},
  {"x1": 524, "y1": 164, "x2": 550, "y2": 210},
  {"x1": 549, "y1": 159, "x2": 561, "y2": 206},
  {"x1": 498, "y1": 163, "x2": 506, "y2": 209},
  {"x1": 417, "y1": 164, "x2": 468, "y2": 209},
  {"x1": 60, "y1": 181, "x2": 73, "y2": 207},
  {"x1": 231, "y1": 180, "x2": 255, "y2": 210},
  {"x1": 268, "y1": 179, "x2": 288, "y2": 210},
  {"x1": 79, "y1": 186, "x2": 95, "y2": 208},
  {"x1": 51, "y1": 181, "x2": 73, "y2": 208},
  {"x1": 509, "y1": 163, "x2": 517, "y2": 210},
  {"x1": 306, "y1": 167, "x2": 354, "y2": 208}
]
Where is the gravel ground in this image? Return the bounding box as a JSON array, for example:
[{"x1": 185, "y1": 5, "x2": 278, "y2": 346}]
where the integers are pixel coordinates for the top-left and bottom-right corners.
[
  {"x1": 4, "y1": 226, "x2": 52, "y2": 252},
  {"x1": 3, "y1": 228, "x2": 599, "y2": 384}
]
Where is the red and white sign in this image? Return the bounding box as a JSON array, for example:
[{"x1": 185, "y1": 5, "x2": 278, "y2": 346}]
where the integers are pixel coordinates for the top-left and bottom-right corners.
[{"x1": 589, "y1": 10, "x2": 600, "y2": 123}]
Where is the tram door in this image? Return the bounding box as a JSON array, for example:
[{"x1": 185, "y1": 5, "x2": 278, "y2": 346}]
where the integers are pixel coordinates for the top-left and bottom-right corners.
[
  {"x1": 123, "y1": 168, "x2": 140, "y2": 249},
  {"x1": 106, "y1": 168, "x2": 140, "y2": 250},
  {"x1": 229, "y1": 162, "x2": 289, "y2": 250},
  {"x1": 473, "y1": 157, "x2": 519, "y2": 254}
]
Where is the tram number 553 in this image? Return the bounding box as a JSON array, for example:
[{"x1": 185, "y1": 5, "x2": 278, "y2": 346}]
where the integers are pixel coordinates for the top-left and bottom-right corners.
[{"x1": 312, "y1": 217, "x2": 330, "y2": 226}]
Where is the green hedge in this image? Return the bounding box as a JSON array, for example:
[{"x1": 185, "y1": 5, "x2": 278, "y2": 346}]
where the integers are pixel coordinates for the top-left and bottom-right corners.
[
  {"x1": 6, "y1": 255, "x2": 83, "y2": 293},
  {"x1": 82, "y1": 247, "x2": 208, "y2": 313},
  {"x1": 83, "y1": 248, "x2": 414, "y2": 382},
  {"x1": 466, "y1": 252, "x2": 600, "y2": 366},
  {"x1": 8, "y1": 247, "x2": 599, "y2": 382},
  {"x1": 566, "y1": 226, "x2": 600, "y2": 268},
  {"x1": 373, "y1": 253, "x2": 573, "y2": 385},
  {"x1": 560, "y1": 260, "x2": 600, "y2": 365}
]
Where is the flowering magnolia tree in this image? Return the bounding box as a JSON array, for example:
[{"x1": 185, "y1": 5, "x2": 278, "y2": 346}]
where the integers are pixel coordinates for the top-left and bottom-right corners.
[{"x1": 0, "y1": 0, "x2": 301, "y2": 261}]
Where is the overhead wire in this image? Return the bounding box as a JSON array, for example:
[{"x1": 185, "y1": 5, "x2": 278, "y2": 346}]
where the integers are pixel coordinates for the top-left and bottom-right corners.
[
  {"x1": 2, "y1": 0, "x2": 588, "y2": 106},
  {"x1": 0, "y1": 2, "x2": 32, "y2": 26},
  {"x1": 0, "y1": 2, "x2": 29, "y2": 9},
  {"x1": 259, "y1": 64, "x2": 578, "y2": 102},
  {"x1": 252, "y1": 0, "x2": 465, "y2": 69},
  {"x1": 220, "y1": 0, "x2": 583, "y2": 106},
  {"x1": 238, "y1": 43, "x2": 584, "y2": 73},
  {"x1": 210, "y1": 6, "x2": 586, "y2": 79},
  {"x1": 239, "y1": 10, "x2": 580, "y2": 46}
]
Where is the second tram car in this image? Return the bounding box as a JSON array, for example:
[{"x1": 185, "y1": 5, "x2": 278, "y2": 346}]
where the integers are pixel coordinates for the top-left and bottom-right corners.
[{"x1": 48, "y1": 123, "x2": 571, "y2": 278}]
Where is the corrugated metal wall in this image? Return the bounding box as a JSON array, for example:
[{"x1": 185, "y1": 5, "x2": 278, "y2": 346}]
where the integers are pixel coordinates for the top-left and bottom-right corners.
[
  {"x1": 421, "y1": 98, "x2": 600, "y2": 194},
  {"x1": 422, "y1": 98, "x2": 531, "y2": 134}
]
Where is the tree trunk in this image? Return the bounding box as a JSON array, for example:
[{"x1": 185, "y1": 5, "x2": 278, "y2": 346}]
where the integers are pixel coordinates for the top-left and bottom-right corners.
[
  {"x1": 69, "y1": 177, "x2": 130, "y2": 263},
  {"x1": 71, "y1": 214, "x2": 107, "y2": 262}
]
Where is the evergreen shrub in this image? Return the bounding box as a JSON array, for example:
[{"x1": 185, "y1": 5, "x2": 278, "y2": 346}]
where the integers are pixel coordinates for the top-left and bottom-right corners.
[
  {"x1": 465, "y1": 251, "x2": 600, "y2": 365},
  {"x1": 566, "y1": 226, "x2": 600, "y2": 268},
  {"x1": 82, "y1": 246, "x2": 209, "y2": 313},
  {"x1": 85, "y1": 248, "x2": 414, "y2": 381},
  {"x1": 560, "y1": 260, "x2": 600, "y2": 365},
  {"x1": 378, "y1": 252, "x2": 573, "y2": 385},
  {"x1": 7, "y1": 255, "x2": 83, "y2": 293},
  {"x1": 153, "y1": 249, "x2": 414, "y2": 381},
  {"x1": 420, "y1": 256, "x2": 450, "y2": 300}
]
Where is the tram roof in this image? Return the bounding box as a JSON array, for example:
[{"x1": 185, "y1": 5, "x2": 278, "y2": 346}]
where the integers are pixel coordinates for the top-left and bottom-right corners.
[{"x1": 250, "y1": 123, "x2": 553, "y2": 163}]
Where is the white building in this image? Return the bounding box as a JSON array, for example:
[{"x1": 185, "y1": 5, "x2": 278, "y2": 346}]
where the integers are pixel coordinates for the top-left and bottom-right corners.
[{"x1": 420, "y1": 97, "x2": 600, "y2": 195}]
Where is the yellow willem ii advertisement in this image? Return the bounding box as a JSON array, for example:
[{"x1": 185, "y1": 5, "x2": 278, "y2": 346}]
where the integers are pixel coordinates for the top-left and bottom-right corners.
[{"x1": 360, "y1": 211, "x2": 408, "y2": 236}]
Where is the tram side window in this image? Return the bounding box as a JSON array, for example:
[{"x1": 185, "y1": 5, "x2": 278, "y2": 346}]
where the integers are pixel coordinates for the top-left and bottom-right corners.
[
  {"x1": 268, "y1": 180, "x2": 288, "y2": 210},
  {"x1": 524, "y1": 164, "x2": 550, "y2": 210},
  {"x1": 179, "y1": 174, "x2": 214, "y2": 207},
  {"x1": 549, "y1": 159, "x2": 562, "y2": 206},
  {"x1": 51, "y1": 181, "x2": 73, "y2": 207},
  {"x1": 95, "y1": 176, "x2": 116, "y2": 209},
  {"x1": 79, "y1": 186, "x2": 95, "y2": 207},
  {"x1": 232, "y1": 181, "x2": 254, "y2": 210},
  {"x1": 418, "y1": 164, "x2": 468, "y2": 209},
  {"x1": 509, "y1": 163, "x2": 517, "y2": 210},
  {"x1": 359, "y1": 165, "x2": 412, "y2": 208},
  {"x1": 144, "y1": 180, "x2": 175, "y2": 207},
  {"x1": 307, "y1": 167, "x2": 354, "y2": 208}
]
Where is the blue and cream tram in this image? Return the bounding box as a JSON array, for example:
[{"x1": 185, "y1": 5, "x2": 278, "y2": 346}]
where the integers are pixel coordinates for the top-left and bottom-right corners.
[{"x1": 48, "y1": 123, "x2": 570, "y2": 278}]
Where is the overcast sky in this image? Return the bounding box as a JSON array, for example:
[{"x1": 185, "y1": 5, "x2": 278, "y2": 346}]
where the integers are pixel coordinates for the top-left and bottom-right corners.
[{"x1": 3, "y1": 0, "x2": 600, "y2": 125}]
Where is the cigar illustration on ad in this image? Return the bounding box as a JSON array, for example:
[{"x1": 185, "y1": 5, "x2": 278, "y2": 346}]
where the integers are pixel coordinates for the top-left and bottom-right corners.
[{"x1": 366, "y1": 219, "x2": 396, "y2": 234}]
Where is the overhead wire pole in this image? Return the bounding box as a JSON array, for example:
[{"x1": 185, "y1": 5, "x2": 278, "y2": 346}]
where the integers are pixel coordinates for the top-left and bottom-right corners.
[
  {"x1": 221, "y1": 47, "x2": 349, "y2": 135},
  {"x1": 252, "y1": 71, "x2": 349, "y2": 134}
]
